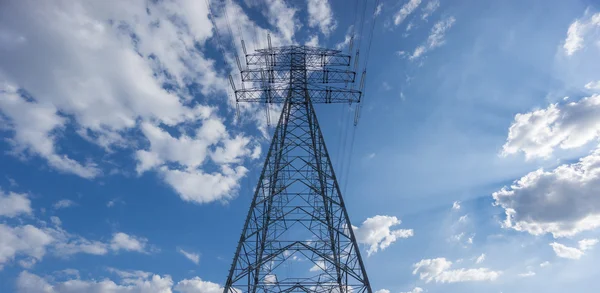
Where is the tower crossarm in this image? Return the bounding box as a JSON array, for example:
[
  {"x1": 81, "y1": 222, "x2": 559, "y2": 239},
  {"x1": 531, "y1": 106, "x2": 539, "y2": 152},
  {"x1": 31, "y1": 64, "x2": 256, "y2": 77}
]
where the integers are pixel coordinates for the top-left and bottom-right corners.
[
  {"x1": 234, "y1": 86, "x2": 361, "y2": 104},
  {"x1": 241, "y1": 68, "x2": 356, "y2": 84},
  {"x1": 245, "y1": 46, "x2": 351, "y2": 67}
]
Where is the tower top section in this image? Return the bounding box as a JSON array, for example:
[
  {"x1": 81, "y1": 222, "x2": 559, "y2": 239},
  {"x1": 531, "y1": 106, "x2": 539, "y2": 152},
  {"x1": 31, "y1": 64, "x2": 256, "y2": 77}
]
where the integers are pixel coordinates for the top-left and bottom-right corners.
[{"x1": 231, "y1": 44, "x2": 364, "y2": 105}]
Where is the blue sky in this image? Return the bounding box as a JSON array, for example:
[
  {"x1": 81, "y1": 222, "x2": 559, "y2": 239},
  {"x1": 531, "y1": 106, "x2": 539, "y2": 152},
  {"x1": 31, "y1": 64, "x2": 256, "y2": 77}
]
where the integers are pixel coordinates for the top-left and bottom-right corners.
[{"x1": 1, "y1": 0, "x2": 600, "y2": 292}]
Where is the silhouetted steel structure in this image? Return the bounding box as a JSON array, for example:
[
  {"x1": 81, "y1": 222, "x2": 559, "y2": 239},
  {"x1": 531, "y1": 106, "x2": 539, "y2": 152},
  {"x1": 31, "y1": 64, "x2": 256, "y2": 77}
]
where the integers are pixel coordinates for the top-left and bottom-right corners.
[{"x1": 224, "y1": 41, "x2": 371, "y2": 293}]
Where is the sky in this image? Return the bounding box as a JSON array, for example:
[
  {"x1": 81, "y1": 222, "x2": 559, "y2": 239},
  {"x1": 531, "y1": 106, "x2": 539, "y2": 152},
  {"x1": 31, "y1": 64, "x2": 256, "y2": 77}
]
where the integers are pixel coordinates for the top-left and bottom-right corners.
[{"x1": 1, "y1": 0, "x2": 600, "y2": 292}]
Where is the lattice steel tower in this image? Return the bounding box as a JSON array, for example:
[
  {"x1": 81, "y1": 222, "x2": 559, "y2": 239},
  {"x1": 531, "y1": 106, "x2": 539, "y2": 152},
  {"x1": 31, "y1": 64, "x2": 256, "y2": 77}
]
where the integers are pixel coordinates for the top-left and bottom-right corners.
[{"x1": 224, "y1": 40, "x2": 371, "y2": 293}]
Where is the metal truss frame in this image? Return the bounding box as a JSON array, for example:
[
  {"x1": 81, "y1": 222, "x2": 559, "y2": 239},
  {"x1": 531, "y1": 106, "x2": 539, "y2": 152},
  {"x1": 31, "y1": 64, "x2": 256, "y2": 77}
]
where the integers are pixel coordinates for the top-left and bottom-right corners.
[{"x1": 224, "y1": 45, "x2": 371, "y2": 293}]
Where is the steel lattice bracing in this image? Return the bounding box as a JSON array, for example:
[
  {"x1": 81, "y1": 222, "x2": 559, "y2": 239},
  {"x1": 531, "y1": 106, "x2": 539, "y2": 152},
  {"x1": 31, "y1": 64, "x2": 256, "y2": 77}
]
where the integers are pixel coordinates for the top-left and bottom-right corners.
[{"x1": 224, "y1": 45, "x2": 371, "y2": 293}]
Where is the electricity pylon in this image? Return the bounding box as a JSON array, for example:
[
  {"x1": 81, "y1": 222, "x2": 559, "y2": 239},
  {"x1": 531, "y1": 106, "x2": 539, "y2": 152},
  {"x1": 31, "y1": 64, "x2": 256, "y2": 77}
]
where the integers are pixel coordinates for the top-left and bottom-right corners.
[{"x1": 224, "y1": 41, "x2": 371, "y2": 293}]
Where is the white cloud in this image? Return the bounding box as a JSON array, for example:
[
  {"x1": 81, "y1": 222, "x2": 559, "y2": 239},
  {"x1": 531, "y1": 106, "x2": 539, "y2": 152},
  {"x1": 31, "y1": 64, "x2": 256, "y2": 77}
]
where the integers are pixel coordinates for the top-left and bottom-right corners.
[
  {"x1": 550, "y1": 242, "x2": 584, "y2": 259},
  {"x1": 110, "y1": 232, "x2": 147, "y2": 253},
  {"x1": 0, "y1": 224, "x2": 53, "y2": 270},
  {"x1": 467, "y1": 236, "x2": 474, "y2": 244},
  {"x1": 161, "y1": 165, "x2": 248, "y2": 204},
  {"x1": 263, "y1": 0, "x2": 298, "y2": 43},
  {"x1": 565, "y1": 20, "x2": 585, "y2": 55},
  {"x1": 309, "y1": 260, "x2": 326, "y2": 272},
  {"x1": 578, "y1": 238, "x2": 599, "y2": 250},
  {"x1": 452, "y1": 201, "x2": 461, "y2": 210},
  {"x1": 394, "y1": 0, "x2": 422, "y2": 26},
  {"x1": 374, "y1": 3, "x2": 383, "y2": 16},
  {"x1": 305, "y1": 35, "x2": 320, "y2": 47},
  {"x1": 307, "y1": 0, "x2": 337, "y2": 36},
  {"x1": 353, "y1": 215, "x2": 413, "y2": 256},
  {"x1": 135, "y1": 118, "x2": 255, "y2": 204},
  {"x1": 50, "y1": 216, "x2": 62, "y2": 226},
  {"x1": 563, "y1": 12, "x2": 600, "y2": 56},
  {"x1": 335, "y1": 26, "x2": 354, "y2": 50},
  {"x1": 0, "y1": 84, "x2": 99, "y2": 178},
  {"x1": 426, "y1": 16, "x2": 456, "y2": 48},
  {"x1": 106, "y1": 198, "x2": 124, "y2": 207},
  {"x1": 494, "y1": 148, "x2": 600, "y2": 238},
  {"x1": 53, "y1": 199, "x2": 75, "y2": 209},
  {"x1": 540, "y1": 261, "x2": 551, "y2": 267},
  {"x1": 421, "y1": 0, "x2": 440, "y2": 21},
  {"x1": 375, "y1": 289, "x2": 390, "y2": 293},
  {"x1": 550, "y1": 239, "x2": 598, "y2": 259},
  {"x1": 1, "y1": 0, "x2": 262, "y2": 202},
  {"x1": 175, "y1": 277, "x2": 224, "y2": 293},
  {"x1": 518, "y1": 271, "x2": 536, "y2": 278},
  {"x1": 400, "y1": 288, "x2": 423, "y2": 293},
  {"x1": 502, "y1": 95, "x2": 600, "y2": 159},
  {"x1": 412, "y1": 257, "x2": 501, "y2": 283},
  {"x1": 585, "y1": 80, "x2": 600, "y2": 90},
  {"x1": 0, "y1": 190, "x2": 32, "y2": 217},
  {"x1": 0, "y1": 221, "x2": 113, "y2": 269},
  {"x1": 475, "y1": 253, "x2": 485, "y2": 264},
  {"x1": 179, "y1": 248, "x2": 200, "y2": 265},
  {"x1": 409, "y1": 46, "x2": 426, "y2": 60},
  {"x1": 409, "y1": 16, "x2": 455, "y2": 60},
  {"x1": 16, "y1": 270, "x2": 181, "y2": 293}
]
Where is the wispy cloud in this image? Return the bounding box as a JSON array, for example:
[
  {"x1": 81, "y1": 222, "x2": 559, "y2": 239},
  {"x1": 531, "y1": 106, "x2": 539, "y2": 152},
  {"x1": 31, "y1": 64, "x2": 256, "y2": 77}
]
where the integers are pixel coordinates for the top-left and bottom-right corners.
[
  {"x1": 421, "y1": 0, "x2": 440, "y2": 21},
  {"x1": 563, "y1": 12, "x2": 600, "y2": 56},
  {"x1": 394, "y1": 0, "x2": 422, "y2": 26},
  {"x1": 178, "y1": 248, "x2": 200, "y2": 265},
  {"x1": 53, "y1": 199, "x2": 76, "y2": 209},
  {"x1": 409, "y1": 16, "x2": 456, "y2": 60},
  {"x1": 550, "y1": 239, "x2": 598, "y2": 259}
]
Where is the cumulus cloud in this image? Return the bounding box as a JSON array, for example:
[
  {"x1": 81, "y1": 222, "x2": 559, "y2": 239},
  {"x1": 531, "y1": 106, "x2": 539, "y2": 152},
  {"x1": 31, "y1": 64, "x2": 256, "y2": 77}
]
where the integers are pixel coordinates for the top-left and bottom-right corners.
[
  {"x1": 412, "y1": 257, "x2": 501, "y2": 283},
  {"x1": 0, "y1": 213, "x2": 150, "y2": 270},
  {"x1": 353, "y1": 215, "x2": 414, "y2": 256},
  {"x1": 110, "y1": 232, "x2": 147, "y2": 253},
  {"x1": 0, "y1": 190, "x2": 31, "y2": 217},
  {"x1": 0, "y1": 0, "x2": 264, "y2": 204},
  {"x1": 134, "y1": 117, "x2": 256, "y2": 204},
  {"x1": 494, "y1": 147, "x2": 600, "y2": 237},
  {"x1": 175, "y1": 277, "x2": 224, "y2": 293},
  {"x1": 0, "y1": 224, "x2": 53, "y2": 270},
  {"x1": 0, "y1": 84, "x2": 100, "y2": 178},
  {"x1": 563, "y1": 12, "x2": 600, "y2": 56},
  {"x1": 502, "y1": 95, "x2": 600, "y2": 159},
  {"x1": 307, "y1": 0, "x2": 337, "y2": 36},
  {"x1": 550, "y1": 239, "x2": 598, "y2": 259},
  {"x1": 15, "y1": 270, "x2": 205, "y2": 293},
  {"x1": 263, "y1": 0, "x2": 299, "y2": 43},
  {"x1": 409, "y1": 16, "x2": 455, "y2": 60},
  {"x1": 394, "y1": 0, "x2": 422, "y2": 26},
  {"x1": 179, "y1": 248, "x2": 200, "y2": 265},
  {"x1": 496, "y1": 93, "x2": 600, "y2": 237}
]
